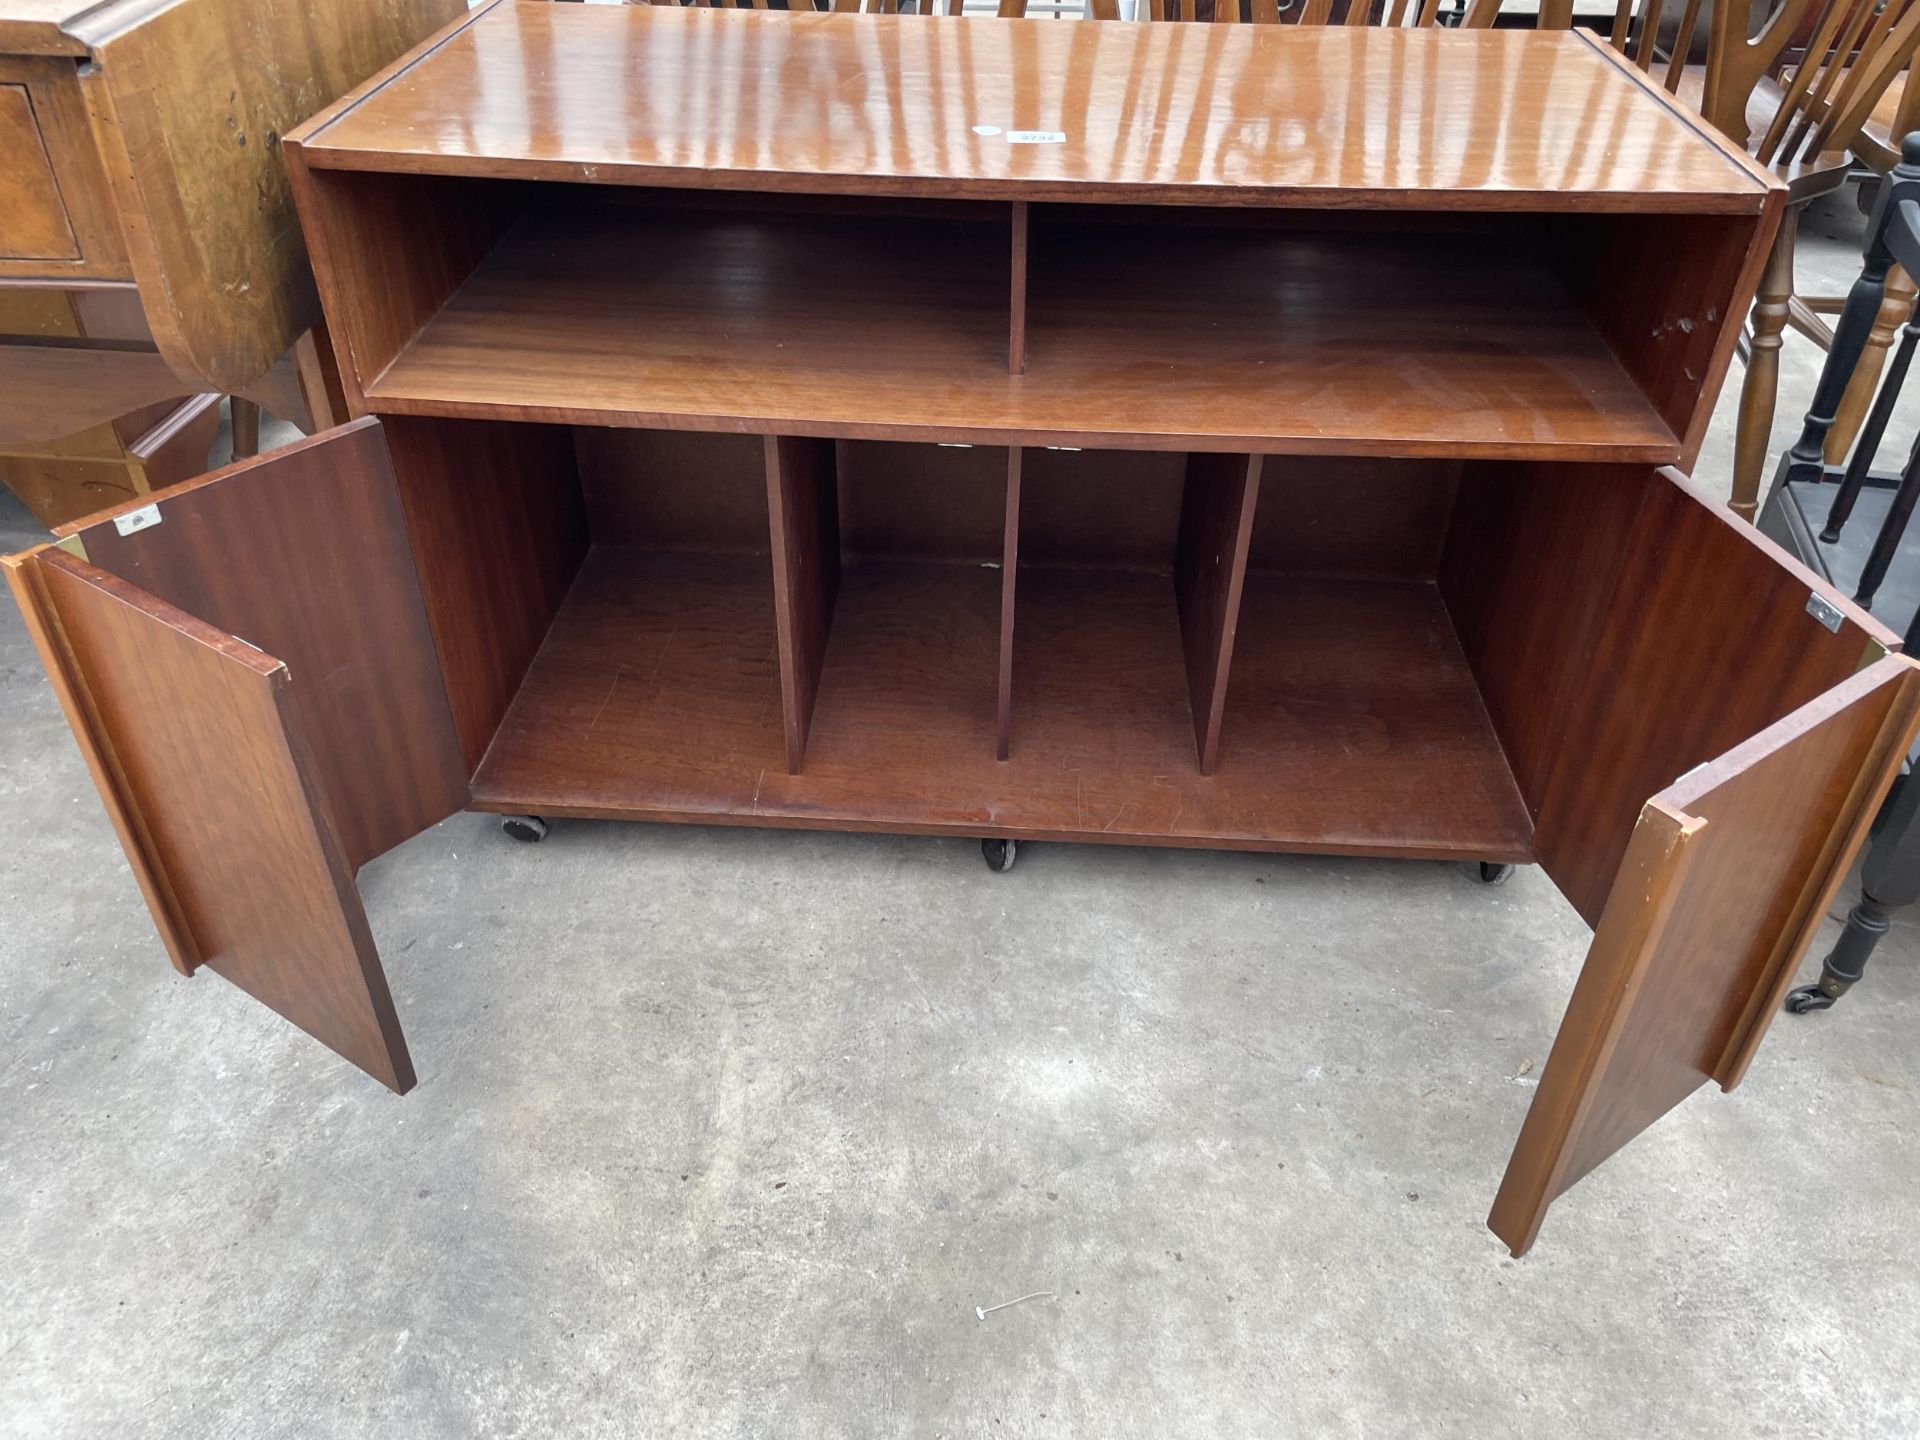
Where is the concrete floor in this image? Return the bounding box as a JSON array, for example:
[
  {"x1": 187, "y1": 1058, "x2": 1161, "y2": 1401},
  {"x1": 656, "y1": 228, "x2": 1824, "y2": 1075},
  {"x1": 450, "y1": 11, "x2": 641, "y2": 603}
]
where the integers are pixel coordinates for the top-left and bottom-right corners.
[{"x1": 4, "y1": 193, "x2": 1920, "y2": 1438}]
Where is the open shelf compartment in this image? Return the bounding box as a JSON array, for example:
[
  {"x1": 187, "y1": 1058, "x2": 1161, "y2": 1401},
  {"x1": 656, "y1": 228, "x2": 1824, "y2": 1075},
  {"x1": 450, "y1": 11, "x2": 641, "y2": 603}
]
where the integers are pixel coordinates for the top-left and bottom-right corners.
[{"x1": 294, "y1": 168, "x2": 1755, "y2": 462}]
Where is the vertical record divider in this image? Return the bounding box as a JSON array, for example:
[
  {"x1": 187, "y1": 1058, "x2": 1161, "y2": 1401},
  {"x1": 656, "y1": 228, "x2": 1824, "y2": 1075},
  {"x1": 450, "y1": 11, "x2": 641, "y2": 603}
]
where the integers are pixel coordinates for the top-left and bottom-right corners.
[
  {"x1": 999, "y1": 198, "x2": 1028, "y2": 755},
  {"x1": 764, "y1": 435, "x2": 841, "y2": 775},
  {"x1": 1009, "y1": 201, "x2": 1029, "y2": 376},
  {"x1": 996, "y1": 446, "x2": 1024, "y2": 760},
  {"x1": 1174, "y1": 452, "x2": 1264, "y2": 776}
]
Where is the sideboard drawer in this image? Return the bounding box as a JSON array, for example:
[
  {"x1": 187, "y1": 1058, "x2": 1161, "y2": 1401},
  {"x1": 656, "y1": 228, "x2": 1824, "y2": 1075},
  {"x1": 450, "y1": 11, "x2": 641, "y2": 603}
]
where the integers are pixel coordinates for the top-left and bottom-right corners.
[
  {"x1": 0, "y1": 58, "x2": 126, "y2": 279},
  {"x1": 0, "y1": 84, "x2": 77, "y2": 260}
]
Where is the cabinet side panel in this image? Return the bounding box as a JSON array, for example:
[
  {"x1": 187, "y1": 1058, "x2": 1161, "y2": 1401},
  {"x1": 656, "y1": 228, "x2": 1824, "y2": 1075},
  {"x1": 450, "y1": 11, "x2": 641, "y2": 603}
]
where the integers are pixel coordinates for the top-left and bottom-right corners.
[
  {"x1": 34, "y1": 551, "x2": 415, "y2": 1092},
  {"x1": 1437, "y1": 461, "x2": 1650, "y2": 820},
  {"x1": 1532, "y1": 209, "x2": 1773, "y2": 466},
  {"x1": 287, "y1": 162, "x2": 524, "y2": 412},
  {"x1": 382, "y1": 416, "x2": 590, "y2": 772}
]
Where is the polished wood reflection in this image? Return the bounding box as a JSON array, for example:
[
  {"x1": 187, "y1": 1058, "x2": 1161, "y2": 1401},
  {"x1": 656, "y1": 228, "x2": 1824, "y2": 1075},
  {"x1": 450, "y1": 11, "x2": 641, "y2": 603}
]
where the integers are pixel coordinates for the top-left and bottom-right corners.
[{"x1": 295, "y1": 1, "x2": 1768, "y2": 212}]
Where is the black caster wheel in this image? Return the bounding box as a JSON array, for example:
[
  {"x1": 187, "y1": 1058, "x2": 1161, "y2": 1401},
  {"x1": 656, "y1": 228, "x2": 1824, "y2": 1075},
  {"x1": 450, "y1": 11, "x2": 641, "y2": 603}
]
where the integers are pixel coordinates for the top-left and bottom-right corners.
[
  {"x1": 981, "y1": 838, "x2": 1018, "y2": 873},
  {"x1": 1477, "y1": 862, "x2": 1515, "y2": 886},
  {"x1": 1785, "y1": 982, "x2": 1839, "y2": 1014},
  {"x1": 501, "y1": 814, "x2": 550, "y2": 844}
]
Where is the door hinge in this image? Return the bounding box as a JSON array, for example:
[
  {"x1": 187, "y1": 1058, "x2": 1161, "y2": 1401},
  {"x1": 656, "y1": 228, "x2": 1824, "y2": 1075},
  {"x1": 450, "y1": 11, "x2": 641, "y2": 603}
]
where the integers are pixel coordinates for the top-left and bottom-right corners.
[
  {"x1": 1806, "y1": 591, "x2": 1845, "y2": 633},
  {"x1": 112, "y1": 503, "x2": 162, "y2": 538}
]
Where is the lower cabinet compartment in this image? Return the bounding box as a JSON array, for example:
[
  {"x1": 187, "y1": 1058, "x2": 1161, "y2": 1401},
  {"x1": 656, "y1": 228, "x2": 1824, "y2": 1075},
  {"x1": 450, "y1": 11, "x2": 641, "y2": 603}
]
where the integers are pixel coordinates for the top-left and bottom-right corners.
[
  {"x1": 15, "y1": 414, "x2": 1919, "y2": 1253},
  {"x1": 454, "y1": 426, "x2": 1528, "y2": 855},
  {"x1": 472, "y1": 547, "x2": 787, "y2": 819},
  {"x1": 1221, "y1": 576, "x2": 1530, "y2": 859}
]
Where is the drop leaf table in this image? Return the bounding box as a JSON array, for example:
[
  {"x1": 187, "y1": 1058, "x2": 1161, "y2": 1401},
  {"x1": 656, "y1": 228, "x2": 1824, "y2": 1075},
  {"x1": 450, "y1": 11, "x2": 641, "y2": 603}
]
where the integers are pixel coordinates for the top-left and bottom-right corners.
[{"x1": 0, "y1": 0, "x2": 465, "y2": 521}]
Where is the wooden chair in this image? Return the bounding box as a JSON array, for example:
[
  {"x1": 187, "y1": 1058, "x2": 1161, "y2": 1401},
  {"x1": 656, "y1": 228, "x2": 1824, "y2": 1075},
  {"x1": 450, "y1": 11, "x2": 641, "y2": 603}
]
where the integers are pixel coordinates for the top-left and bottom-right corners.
[
  {"x1": 1819, "y1": 68, "x2": 1920, "y2": 467},
  {"x1": 1592, "y1": 0, "x2": 1920, "y2": 521},
  {"x1": 631, "y1": 0, "x2": 1028, "y2": 13},
  {"x1": 1753, "y1": 134, "x2": 1920, "y2": 1013},
  {"x1": 1115, "y1": 0, "x2": 1501, "y2": 22}
]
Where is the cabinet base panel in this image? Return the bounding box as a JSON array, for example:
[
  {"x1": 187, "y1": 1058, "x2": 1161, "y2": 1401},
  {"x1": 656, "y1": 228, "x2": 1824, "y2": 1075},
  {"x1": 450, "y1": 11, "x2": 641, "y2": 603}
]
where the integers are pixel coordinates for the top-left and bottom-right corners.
[{"x1": 469, "y1": 548, "x2": 1535, "y2": 861}]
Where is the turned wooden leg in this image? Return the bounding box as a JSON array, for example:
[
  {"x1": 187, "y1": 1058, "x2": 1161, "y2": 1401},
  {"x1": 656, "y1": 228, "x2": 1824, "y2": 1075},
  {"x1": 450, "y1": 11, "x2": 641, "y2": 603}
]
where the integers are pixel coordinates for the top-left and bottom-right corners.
[
  {"x1": 229, "y1": 396, "x2": 262, "y2": 460},
  {"x1": 1825, "y1": 265, "x2": 1918, "y2": 466},
  {"x1": 1732, "y1": 208, "x2": 1800, "y2": 524}
]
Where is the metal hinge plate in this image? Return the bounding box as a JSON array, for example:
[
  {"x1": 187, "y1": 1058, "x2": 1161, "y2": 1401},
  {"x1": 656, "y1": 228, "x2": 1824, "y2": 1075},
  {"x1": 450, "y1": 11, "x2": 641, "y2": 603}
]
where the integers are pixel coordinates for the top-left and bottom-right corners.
[
  {"x1": 112, "y1": 503, "x2": 161, "y2": 538},
  {"x1": 1806, "y1": 591, "x2": 1845, "y2": 633}
]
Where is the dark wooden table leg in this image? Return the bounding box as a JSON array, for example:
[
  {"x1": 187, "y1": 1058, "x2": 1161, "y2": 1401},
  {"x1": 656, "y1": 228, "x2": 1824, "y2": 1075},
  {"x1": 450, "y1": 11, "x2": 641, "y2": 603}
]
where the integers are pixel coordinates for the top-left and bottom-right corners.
[
  {"x1": 230, "y1": 397, "x2": 262, "y2": 460},
  {"x1": 1789, "y1": 760, "x2": 1920, "y2": 1012}
]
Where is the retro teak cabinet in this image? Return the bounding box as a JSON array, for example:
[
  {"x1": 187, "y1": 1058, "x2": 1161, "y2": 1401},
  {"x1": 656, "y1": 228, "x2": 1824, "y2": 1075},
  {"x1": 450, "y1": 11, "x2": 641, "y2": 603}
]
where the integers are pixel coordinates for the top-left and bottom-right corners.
[{"x1": 10, "y1": 4, "x2": 1918, "y2": 1256}]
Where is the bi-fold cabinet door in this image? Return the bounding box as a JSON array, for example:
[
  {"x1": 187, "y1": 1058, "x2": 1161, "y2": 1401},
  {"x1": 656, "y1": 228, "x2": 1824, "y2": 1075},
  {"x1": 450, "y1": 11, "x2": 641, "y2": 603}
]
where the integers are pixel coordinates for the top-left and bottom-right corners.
[
  {"x1": 1489, "y1": 658, "x2": 1918, "y2": 1253},
  {"x1": 3, "y1": 418, "x2": 467, "y2": 1092},
  {"x1": 1444, "y1": 462, "x2": 1920, "y2": 1254}
]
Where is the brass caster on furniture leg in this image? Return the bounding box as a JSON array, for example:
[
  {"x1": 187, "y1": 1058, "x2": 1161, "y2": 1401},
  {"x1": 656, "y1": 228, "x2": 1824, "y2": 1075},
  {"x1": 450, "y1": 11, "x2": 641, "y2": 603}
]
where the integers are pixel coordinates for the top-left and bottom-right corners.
[
  {"x1": 1476, "y1": 862, "x2": 1515, "y2": 886},
  {"x1": 501, "y1": 814, "x2": 550, "y2": 844},
  {"x1": 981, "y1": 838, "x2": 1018, "y2": 873}
]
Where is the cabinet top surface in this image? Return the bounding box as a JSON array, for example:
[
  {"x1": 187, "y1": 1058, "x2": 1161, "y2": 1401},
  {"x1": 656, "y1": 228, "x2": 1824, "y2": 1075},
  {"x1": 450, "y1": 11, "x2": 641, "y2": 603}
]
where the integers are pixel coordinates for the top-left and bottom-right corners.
[{"x1": 292, "y1": 0, "x2": 1773, "y2": 211}]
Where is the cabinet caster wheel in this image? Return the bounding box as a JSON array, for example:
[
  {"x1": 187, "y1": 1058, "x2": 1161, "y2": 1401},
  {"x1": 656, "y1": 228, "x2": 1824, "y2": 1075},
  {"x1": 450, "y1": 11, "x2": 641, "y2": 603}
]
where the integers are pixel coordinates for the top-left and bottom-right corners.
[
  {"x1": 981, "y1": 838, "x2": 1018, "y2": 873},
  {"x1": 1785, "y1": 982, "x2": 1839, "y2": 1014},
  {"x1": 501, "y1": 814, "x2": 549, "y2": 844},
  {"x1": 1477, "y1": 862, "x2": 1515, "y2": 886}
]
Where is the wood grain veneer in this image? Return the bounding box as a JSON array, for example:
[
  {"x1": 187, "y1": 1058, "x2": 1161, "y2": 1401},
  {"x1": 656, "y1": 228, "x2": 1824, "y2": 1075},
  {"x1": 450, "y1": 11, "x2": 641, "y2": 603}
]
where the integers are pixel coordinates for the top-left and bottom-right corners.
[
  {"x1": 380, "y1": 415, "x2": 588, "y2": 772},
  {"x1": 1536, "y1": 470, "x2": 1897, "y2": 925},
  {"x1": 1174, "y1": 452, "x2": 1261, "y2": 775},
  {"x1": 290, "y1": 5, "x2": 1769, "y2": 214},
  {"x1": 59, "y1": 420, "x2": 469, "y2": 872},
  {"x1": 766, "y1": 435, "x2": 841, "y2": 774},
  {"x1": 29, "y1": 548, "x2": 415, "y2": 1093},
  {"x1": 0, "y1": 55, "x2": 126, "y2": 280},
  {"x1": 0, "y1": 341, "x2": 186, "y2": 449},
  {"x1": 1531, "y1": 205, "x2": 1783, "y2": 465},
  {"x1": 1442, "y1": 462, "x2": 1899, "y2": 927},
  {"x1": 1490, "y1": 656, "x2": 1920, "y2": 1256},
  {"x1": 0, "y1": 82, "x2": 78, "y2": 259},
  {"x1": 569, "y1": 433, "x2": 1457, "y2": 575}
]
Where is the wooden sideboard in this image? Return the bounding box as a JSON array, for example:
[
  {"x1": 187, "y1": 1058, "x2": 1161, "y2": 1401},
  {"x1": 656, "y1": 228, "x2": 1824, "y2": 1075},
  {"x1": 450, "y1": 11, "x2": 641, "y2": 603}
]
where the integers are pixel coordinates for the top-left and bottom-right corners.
[
  {"x1": 0, "y1": 0, "x2": 462, "y2": 523},
  {"x1": 10, "y1": 2, "x2": 1920, "y2": 1256}
]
